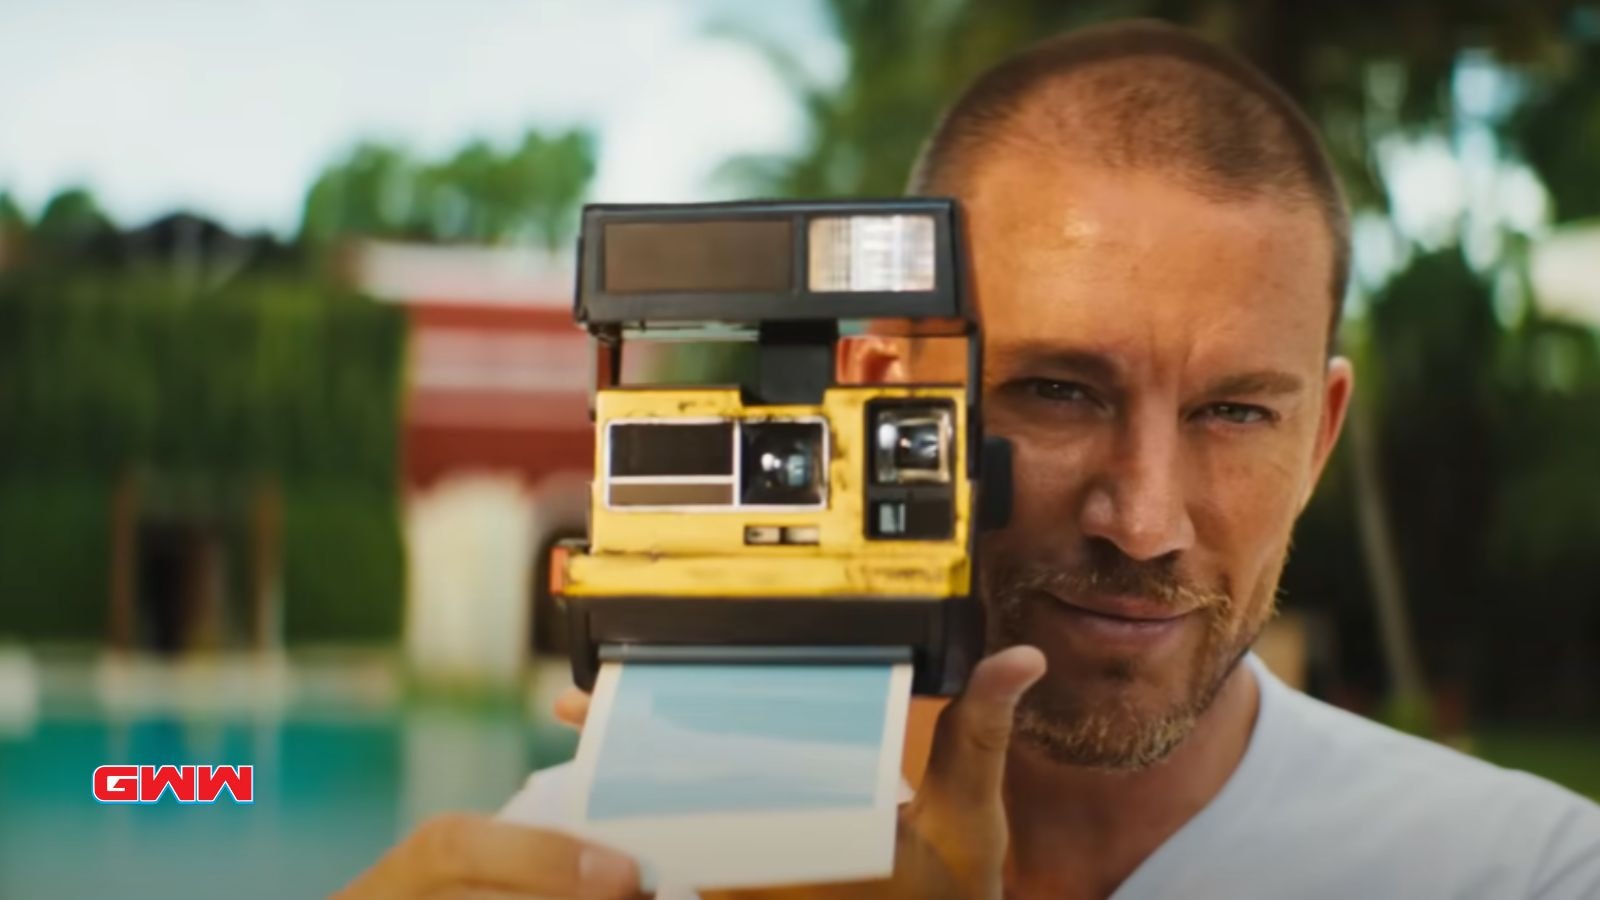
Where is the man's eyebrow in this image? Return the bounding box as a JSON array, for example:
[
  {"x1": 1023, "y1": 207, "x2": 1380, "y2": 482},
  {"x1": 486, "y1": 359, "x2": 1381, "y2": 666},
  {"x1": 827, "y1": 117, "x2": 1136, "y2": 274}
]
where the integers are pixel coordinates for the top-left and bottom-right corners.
[
  {"x1": 992, "y1": 343, "x2": 1305, "y2": 397},
  {"x1": 992, "y1": 342, "x2": 1121, "y2": 383},
  {"x1": 1204, "y1": 370, "x2": 1305, "y2": 397}
]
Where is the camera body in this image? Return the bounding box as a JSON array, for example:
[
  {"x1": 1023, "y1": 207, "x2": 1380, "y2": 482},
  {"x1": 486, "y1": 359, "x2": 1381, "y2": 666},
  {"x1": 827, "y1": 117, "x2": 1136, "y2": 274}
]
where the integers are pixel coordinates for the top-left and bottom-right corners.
[{"x1": 554, "y1": 198, "x2": 1009, "y2": 696}]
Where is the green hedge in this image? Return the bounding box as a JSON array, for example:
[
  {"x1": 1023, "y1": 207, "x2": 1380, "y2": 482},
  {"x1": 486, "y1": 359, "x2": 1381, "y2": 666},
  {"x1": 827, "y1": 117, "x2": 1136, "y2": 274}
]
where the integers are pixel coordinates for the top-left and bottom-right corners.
[
  {"x1": 0, "y1": 476, "x2": 110, "y2": 640},
  {"x1": 281, "y1": 482, "x2": 404, "y2": 642},
  {"x1": 0, "y1": 264, "x2": 407, "y2": 644},
  {"x1": 0, "y1": 266, "x2": 403, "y2": 480}
]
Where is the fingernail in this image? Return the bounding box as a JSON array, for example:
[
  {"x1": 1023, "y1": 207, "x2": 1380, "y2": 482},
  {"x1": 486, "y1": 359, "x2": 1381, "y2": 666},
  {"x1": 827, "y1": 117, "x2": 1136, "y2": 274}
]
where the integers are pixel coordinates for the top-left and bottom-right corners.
[
  {"x1": 579, "y1": 846, "x2": 638, "y2": 897},
  {"x1": 1005, "y1": 646, "x2": 1048, "y2": 699}
]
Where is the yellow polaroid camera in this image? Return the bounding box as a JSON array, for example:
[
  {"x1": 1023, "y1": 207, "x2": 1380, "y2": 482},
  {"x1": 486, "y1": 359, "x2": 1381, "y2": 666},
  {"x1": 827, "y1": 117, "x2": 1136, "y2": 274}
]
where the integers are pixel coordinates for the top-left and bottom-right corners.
[{"x1": 553, "y1": 199, "x2": 1011, "y2": 696}]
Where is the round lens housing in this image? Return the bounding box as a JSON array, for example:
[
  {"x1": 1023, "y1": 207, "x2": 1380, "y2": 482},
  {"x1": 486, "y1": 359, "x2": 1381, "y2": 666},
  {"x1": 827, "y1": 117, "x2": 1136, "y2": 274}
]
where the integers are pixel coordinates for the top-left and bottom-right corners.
[{"x1": 872, "y1": 406, "x2": 952, "y2": 484}]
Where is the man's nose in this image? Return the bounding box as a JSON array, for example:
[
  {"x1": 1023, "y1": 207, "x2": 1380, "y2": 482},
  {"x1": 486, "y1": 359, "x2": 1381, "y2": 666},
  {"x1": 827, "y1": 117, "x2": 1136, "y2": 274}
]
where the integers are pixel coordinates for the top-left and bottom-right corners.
[{"x1": 1078, "y1": 409, "x2": 1196, "y2": 561}]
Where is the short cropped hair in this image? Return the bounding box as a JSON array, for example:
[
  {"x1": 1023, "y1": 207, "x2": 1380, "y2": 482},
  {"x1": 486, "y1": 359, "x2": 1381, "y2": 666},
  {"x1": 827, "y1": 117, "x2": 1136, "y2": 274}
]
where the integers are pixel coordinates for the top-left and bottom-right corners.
[{"x1": 910, "y1": 20, "x2": 1350, "y2": 336}]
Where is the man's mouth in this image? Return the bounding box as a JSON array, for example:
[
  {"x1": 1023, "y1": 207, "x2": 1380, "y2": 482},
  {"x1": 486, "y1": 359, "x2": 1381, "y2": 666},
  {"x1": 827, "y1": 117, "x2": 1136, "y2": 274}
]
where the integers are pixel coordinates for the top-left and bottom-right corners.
[
  {"x1": 1053, "y1": 592, "x2": 1194, "y2": 623},
  {"x1": 1032, "y1": 590, "x2": 1198, "y2": 649}
]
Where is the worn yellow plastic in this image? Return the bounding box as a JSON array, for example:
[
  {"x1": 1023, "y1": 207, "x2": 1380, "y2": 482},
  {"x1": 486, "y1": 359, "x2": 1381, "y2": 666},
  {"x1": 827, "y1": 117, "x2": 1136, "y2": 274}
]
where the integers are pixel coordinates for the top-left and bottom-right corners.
[{"x1": 564, "y1": 385, "x2": 972, "y2": 599}]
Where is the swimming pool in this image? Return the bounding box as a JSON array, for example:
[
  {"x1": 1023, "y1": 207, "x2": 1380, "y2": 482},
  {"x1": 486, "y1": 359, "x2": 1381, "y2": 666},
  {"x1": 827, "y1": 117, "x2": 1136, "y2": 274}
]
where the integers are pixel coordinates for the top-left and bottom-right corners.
[
  {"x1": 4, "y1": 653, "x2": 1594, "y2": 898},
  {"x1": 0, "y1": 654, "x2": 578, "y2": 899}
]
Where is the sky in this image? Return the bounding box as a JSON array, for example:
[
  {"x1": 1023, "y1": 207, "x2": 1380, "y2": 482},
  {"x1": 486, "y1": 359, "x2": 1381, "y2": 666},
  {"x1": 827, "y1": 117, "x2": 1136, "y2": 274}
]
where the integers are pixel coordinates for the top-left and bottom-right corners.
[
  {"x1": 0, "y1": 0, "x2": 840, "y2": 236},
  {"x1": 4, "y1": 0, "x2": 1591, "y2": 326}
]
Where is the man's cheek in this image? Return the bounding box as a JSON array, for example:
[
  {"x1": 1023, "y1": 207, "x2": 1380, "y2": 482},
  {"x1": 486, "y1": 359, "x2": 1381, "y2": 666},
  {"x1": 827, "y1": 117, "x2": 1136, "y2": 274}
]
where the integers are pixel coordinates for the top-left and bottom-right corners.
[
  {"x1": 1189, "y1": 451, "x2": 1301, "y2": 597},
  {"x1": 977, "y1": 442, "x2": 1082, "y2": 572},
  {"x1": 1002, "y1": 435, "x2": 1093, "y2": 525},
  {"x1": 1193, "y1": 442, "x2": 1305, "y2": 531},
  {"x1": 1231, "y1": 540, "x2": 1293, "y2": 639},
  {"x1": 1214, "y1": 482, "x2": 1300, "y2": 624}
]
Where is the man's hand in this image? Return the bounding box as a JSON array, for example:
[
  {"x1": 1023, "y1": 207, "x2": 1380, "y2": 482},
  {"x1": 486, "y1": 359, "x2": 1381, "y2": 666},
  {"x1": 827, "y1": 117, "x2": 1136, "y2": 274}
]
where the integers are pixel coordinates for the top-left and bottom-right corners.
[
  {"x1": 554, "y1": 685, "x2": 592, "y2": 728},
  {"x1": 730, "y1": 645, "x2": 1044, "y2": 900},
  {"x1": 334, "y1": 812, "x2": 644, "y2": 899},
  {"x1": 883, "y1": 644, "x2": 1045, "y2": 898}
]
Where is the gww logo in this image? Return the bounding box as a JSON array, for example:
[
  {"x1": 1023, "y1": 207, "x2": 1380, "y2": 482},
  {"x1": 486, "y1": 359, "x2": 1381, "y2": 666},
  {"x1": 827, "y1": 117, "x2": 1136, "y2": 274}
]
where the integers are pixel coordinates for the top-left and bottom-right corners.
[{"x1": 93, "y1": 765, "x2": 254, "y2": 803}]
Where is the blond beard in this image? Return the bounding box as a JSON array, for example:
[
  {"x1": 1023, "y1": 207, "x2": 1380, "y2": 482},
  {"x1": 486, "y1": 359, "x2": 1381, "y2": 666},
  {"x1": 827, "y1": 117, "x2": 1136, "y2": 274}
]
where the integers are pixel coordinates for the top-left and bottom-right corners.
[{"x1": 985, "y1": 555, "x2": 1278, "y2": 771}]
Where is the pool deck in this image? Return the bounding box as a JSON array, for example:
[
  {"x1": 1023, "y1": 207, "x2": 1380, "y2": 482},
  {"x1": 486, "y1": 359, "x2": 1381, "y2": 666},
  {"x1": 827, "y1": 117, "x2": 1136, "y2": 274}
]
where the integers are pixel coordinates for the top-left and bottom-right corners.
[{"x1": 0, "y1": 644, "x2": 577, "y2": 727}]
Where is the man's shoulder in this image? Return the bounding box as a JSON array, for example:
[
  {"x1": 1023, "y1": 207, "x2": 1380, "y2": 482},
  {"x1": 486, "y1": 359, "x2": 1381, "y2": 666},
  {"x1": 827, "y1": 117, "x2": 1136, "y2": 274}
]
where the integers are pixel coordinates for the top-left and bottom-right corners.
[
  {"x1": 1267, "y1": 670, "x2": 1585, "y2": 810},
  {"x1": 1236, "y1": 664, "x2": 1600, "y2": 897}
]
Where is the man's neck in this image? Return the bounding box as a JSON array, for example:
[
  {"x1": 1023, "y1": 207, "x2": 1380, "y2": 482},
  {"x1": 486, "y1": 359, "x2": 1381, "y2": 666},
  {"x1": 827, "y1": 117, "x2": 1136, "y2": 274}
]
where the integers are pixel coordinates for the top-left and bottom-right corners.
[{"x1": 1001, "y1": 660, "x2": 1261, "y2": 900}]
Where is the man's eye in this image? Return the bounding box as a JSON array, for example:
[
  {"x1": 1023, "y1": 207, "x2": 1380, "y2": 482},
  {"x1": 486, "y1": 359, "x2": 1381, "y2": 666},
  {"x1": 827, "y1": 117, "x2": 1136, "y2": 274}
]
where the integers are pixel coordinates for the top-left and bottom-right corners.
[
  {"x1": 1027, "y1": 379, "x2": 1094, "y2": 404},
  {"x1": 1200, "y1": 402, "x2": 1274, "y2": 425}
]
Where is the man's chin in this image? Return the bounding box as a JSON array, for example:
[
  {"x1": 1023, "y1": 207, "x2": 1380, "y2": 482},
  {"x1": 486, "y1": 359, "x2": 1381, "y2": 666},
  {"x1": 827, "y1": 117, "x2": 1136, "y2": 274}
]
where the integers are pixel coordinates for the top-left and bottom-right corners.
[
  {"x1": 1011, "y1": 639, "x2": 1253, "y2": 771},
  {"x1": 1012, "y1": 682, "x2": 1202, "y2": 771}
]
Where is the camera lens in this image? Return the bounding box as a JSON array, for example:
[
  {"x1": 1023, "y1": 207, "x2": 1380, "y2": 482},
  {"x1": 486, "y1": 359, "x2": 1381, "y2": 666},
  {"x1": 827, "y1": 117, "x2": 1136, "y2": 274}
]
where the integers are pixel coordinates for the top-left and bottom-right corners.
[
  {"x1": 759, "y1": 445, "x2": 814, "y2": 489},
  {"x1": 873, "y1": 406, "x2": 951, "y2": 484},
  {"x1": 881, "y1": 420, "x2": 941, "y2": 471},
  {"x1": 741, "y1": 422, "x2": 825, "y2": 505}
]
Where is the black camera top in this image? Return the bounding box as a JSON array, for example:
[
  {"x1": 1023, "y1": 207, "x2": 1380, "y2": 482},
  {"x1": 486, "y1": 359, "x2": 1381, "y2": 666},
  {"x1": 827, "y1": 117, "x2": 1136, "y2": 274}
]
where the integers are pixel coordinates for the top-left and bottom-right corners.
[{"x1": 575, "y1": 198, "x2": 974, "y2": 331}]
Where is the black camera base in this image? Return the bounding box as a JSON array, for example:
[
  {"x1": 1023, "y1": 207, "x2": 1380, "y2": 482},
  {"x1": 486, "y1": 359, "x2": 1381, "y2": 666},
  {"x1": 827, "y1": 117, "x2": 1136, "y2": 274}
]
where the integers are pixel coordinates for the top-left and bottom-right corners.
[{"x1": 564, "y1": 594, "x2": 983, "y2": 697}]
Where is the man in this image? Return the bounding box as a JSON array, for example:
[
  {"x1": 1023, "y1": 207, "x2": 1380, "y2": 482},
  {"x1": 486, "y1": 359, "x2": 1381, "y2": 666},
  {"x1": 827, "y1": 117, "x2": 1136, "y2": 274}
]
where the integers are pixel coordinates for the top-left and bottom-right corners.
[{"x1": 340, "y1": 20, "x2": 1600, "y2": 899}]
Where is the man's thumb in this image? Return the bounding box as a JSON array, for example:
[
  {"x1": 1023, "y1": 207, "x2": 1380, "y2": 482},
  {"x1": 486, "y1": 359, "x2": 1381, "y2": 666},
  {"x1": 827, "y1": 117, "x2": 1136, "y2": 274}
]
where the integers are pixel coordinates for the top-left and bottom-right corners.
[{"x1": 919, "y1": 645, "x2": 1047, "y2": 809}]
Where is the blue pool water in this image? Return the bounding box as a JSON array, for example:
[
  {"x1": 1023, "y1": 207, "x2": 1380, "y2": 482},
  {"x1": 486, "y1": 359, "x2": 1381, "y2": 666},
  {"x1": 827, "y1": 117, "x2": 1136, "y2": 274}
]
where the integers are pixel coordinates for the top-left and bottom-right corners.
[{"x1": 0, "y1": 702, "x2": 577, "y2": 898}]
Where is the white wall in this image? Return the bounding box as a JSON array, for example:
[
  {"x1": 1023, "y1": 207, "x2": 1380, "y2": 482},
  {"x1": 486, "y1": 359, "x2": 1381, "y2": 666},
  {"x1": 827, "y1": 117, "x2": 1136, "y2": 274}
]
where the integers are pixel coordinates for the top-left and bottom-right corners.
[{"x1": 402, "y1": 471, "x2": 589, "y2": 689}]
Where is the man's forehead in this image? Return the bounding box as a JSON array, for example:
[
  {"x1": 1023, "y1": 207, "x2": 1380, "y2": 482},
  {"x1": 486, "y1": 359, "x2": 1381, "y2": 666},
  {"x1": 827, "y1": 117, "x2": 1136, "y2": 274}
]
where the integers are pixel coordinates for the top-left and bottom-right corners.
[
  {"x1": 958, "y1": 154, "x2": 1334, "y2": 367},
  {"x1": 959, "y1": 151, "x2": 1322, "y2": 258}
]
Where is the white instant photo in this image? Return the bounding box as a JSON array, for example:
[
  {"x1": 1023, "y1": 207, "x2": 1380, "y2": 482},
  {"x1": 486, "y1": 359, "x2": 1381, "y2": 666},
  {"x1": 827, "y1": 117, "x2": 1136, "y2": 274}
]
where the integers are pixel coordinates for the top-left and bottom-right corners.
[{"x1": 566, "y1": 661, "x2": 914, "y2": 889}]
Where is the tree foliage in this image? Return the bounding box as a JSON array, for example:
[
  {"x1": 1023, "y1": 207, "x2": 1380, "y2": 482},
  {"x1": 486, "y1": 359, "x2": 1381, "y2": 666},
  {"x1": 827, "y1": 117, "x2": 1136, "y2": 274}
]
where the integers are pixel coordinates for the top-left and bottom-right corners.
[
  {"x1": 0, "y1": 191, "x2": 25, "y2": 233},
  {"x1": 718, "y1": 0, "x2": 1586, "y2": 210},
  {"x1": 299, "y1": 128, "x2": 597, "y2": 250},
  {"x1": 31, "y1": 186, "x2": 114, "y2": 251}
]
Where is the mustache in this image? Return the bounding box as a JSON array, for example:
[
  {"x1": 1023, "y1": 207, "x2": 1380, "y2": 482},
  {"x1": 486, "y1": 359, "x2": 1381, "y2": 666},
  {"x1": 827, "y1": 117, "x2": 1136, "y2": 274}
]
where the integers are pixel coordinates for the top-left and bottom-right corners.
[{"x1": 986, "y1": 542, "x2": 1231, "y2": 614}]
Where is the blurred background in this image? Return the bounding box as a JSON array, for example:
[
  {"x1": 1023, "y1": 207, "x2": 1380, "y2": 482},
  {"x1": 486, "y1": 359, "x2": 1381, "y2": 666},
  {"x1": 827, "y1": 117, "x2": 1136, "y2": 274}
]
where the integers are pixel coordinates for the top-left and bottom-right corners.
[{"x1": 1, "y1": 0, "x2": 1598, "y2": 896}]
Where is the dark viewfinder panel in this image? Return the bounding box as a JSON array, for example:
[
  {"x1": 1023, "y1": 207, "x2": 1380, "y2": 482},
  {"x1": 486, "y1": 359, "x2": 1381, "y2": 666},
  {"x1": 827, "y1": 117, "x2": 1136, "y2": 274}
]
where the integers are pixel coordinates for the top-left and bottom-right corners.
[
  {"x1": 603, "y1": 220, "x2": 793, "y2": 293},
  {"x1": 608, "y1": 422, "x2": 734, "y2": 477}
]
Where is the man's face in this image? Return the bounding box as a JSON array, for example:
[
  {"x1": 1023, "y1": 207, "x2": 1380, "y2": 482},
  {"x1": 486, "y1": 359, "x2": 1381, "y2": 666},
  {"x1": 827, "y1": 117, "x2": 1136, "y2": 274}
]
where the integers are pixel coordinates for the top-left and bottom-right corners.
[{"x1": 909, "y1": 153, "x2": 1350, "y2": 769}]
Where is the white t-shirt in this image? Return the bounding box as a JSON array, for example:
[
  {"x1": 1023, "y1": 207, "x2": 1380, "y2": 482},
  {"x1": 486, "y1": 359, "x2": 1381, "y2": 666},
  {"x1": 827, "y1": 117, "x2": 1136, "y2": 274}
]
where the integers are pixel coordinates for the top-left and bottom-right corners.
[{"x1": 499, "y1": 656, "x2": 1600, "y2": 898}]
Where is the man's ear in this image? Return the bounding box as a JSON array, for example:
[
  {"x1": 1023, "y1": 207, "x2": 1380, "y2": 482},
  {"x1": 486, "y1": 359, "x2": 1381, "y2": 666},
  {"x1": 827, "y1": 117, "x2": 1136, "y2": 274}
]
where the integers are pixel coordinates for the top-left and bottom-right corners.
[
  {"x1": 837, "y1": 334, "x2": 913, "y2": 385},
  {"x1": 1305, "y1": 355, "x2": 1354, "y2": 509}
]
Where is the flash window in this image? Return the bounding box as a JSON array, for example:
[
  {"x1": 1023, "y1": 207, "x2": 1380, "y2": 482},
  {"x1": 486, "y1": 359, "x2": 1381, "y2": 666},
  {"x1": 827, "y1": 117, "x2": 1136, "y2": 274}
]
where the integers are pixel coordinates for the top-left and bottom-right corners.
[{"x1": 807, "y1": 215, "x2": 937, "y2": 293}]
